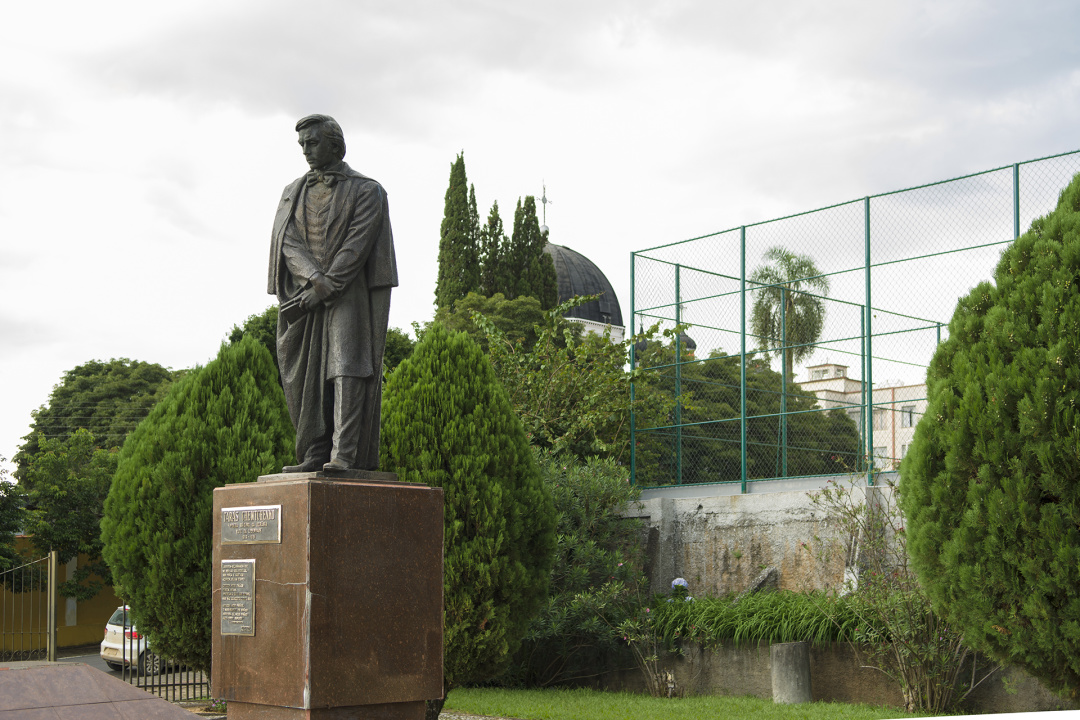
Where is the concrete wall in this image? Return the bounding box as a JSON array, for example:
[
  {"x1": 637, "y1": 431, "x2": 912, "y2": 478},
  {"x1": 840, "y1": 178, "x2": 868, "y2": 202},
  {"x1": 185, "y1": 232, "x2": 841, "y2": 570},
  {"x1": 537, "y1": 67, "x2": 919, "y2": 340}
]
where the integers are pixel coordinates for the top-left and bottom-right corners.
[
  {"x1": 634, "y1": 474, "x2": 885, "y2": 596},
  {"x1": 626, "y1": 476, "x2": 1078, "y2": 712},
  {"x1": 601, "y1": 642, "x2": 1076, "y2": 713}
]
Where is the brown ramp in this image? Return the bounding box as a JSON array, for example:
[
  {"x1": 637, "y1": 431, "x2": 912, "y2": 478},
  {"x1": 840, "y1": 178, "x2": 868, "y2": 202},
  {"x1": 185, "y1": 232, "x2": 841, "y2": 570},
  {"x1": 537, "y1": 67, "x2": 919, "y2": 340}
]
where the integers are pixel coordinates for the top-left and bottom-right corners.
[{"x1": 0, "y1": 663, "x2": 196, "y2": 719}]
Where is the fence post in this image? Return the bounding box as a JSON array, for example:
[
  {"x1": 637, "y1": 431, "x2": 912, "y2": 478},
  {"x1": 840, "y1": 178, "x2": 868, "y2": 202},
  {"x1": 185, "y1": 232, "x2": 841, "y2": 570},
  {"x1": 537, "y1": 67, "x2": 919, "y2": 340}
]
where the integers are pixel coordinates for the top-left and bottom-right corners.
[
  {"x1": 860, "y1": 306, "x2": 867, "y2": 469},
  {"x1": 675, "y1": 264, "x2": 682, "y2": 485},
  {"x1": 864, "y1": 197, "x2": 874, "y2": 485},
  {"x1": 47, "y1": 551, "x2": 57, "y2": 662},
  {"x1": 740, "y1": 226, "x2": 747, "y2": 493},
  {"x1": 630, "y1": 252, "x2": 636, "y2": 486},
  {"x1": 780, "y1": 288, "x2": 788, "y2": 478},
  {"x1": 1013, "y1": 163, "x2": 1020, "y2": 239}
]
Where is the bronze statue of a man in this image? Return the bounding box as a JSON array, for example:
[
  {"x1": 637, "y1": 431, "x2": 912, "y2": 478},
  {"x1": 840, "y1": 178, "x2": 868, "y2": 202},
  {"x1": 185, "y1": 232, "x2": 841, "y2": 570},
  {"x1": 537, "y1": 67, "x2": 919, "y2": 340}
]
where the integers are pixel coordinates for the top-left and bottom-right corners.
[{"x1": 267, "y1": 114, "x2": 398, "y2": 472}]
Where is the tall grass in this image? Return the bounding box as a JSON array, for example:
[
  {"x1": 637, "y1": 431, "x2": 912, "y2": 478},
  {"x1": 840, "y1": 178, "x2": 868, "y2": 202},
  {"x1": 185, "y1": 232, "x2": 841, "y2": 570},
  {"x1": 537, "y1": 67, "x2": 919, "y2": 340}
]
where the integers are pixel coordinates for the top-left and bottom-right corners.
[
  {"x1": 444, "y1": 686, "x2": 928, "y2": 719},
  {"x1": 652, "y1": 590, "x2": 870, "y2": 647}
]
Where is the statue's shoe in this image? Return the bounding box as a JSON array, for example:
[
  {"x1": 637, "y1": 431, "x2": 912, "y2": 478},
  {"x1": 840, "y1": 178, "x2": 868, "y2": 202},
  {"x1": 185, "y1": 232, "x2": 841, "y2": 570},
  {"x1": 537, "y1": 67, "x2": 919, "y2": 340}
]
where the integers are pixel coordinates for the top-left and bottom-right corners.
[
  {"x1": 282, "y1": 459, "x2": 324, "y2": 473},
  {"x1": 322, "y1": 458, "x2": 354, "y2": 472}
]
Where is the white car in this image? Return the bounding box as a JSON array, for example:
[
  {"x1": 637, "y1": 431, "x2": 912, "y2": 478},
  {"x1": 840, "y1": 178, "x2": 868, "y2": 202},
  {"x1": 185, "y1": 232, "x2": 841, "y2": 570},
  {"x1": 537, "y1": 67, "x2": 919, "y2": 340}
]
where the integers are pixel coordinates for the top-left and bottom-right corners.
[{"x1": 99, "y1": 606, "x2": 162, "y2": 675}]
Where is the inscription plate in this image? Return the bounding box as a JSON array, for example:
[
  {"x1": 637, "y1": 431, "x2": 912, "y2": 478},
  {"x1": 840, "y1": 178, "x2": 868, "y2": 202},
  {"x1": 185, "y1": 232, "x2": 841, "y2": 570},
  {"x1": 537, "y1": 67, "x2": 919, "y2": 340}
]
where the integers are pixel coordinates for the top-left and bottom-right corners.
[
  {"x1": 220, "y1": 559, "x2": 255, "y2": 636},
  {"x1": 221, "y1": 505, "x2": 282, "y2": 544}
]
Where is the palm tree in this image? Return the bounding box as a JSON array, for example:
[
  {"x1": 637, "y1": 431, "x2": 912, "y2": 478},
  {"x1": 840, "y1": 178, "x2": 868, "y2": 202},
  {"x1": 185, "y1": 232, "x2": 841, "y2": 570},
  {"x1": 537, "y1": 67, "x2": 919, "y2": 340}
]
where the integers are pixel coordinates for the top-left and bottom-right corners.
[
  {"x1": 749, "y1": 246, "x2": 830, "y2": 380},
  {"x1": 749, "y1": 247, "x2": 830, "y2": 478}
]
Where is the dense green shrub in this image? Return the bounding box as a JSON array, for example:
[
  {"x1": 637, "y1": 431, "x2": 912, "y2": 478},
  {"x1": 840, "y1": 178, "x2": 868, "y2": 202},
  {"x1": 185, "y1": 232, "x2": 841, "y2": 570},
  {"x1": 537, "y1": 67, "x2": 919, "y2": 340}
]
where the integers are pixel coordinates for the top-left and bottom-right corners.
[
  {"x1": 508, "y1": 450, "x2": 645, "y2": 687},
  {"x1": 476, "y1": 299, "x2": 675, "y2": 463},
  {"x1": 900, "y1": 173, "x2": 1080, "y2": 698},
  {"x1": 380, "y1": 323, "x2": 556, "y2": 713},
  {"x1": 100, "y1": 337, "x2": 293, "y2": 671},
  {"x1": 652, "y1": 590, "x2": 863, "y2": 648}
]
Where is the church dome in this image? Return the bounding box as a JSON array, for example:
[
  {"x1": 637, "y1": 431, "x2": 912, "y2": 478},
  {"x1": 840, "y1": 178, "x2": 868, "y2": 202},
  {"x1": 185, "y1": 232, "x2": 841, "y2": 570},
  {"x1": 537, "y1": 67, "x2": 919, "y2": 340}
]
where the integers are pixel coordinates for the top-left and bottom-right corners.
[{"x1": 542, "y1": 243, "x2": 624, "y2": 327}]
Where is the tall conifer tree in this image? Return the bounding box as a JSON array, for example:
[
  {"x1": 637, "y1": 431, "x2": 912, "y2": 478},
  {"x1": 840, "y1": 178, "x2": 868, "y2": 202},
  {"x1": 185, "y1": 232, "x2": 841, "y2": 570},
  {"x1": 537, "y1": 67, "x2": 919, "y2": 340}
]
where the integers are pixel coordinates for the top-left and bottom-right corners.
[
  {"x1": 435, "y1": 153, "x2": 480, "y2": 310},
  {"x1": 900, "y1": 172, "x2": 1080, "y2": 697},
  {"x1": 380, "y1": 323, "x2": 556, "y2": 718},
  {"x1": 478, "y1": 200, "x2": 506, "y2": 297},
  {"x1": 100, "y1": 337, "x2": 294, "y2": 672},
  {"x1": 503, "y1": 196, "x2": 558, "y2": 309}
]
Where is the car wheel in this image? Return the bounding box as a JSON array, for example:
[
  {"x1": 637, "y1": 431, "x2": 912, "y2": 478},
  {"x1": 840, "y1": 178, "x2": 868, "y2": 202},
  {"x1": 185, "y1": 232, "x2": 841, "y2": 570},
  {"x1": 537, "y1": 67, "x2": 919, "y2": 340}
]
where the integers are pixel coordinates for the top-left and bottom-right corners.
[
  {"x1": 105, "y1": 661, "x2": 123, "y2": 672},
  {"x1": 139, "y1": 650, "x2": 163, "y2": 676}
]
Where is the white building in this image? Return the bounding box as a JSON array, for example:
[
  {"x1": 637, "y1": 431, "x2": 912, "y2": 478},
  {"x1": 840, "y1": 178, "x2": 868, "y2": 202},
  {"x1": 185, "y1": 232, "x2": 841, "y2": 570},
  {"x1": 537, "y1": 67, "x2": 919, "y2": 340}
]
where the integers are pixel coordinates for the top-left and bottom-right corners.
[{"x1": 798, "y1": 363, "x2": 927, "y2": 469}]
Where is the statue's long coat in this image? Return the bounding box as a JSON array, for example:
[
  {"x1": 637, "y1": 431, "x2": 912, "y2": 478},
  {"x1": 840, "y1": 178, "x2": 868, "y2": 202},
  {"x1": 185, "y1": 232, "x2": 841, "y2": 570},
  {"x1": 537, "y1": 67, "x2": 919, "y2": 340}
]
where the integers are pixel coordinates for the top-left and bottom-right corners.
[{"x1": 267, "y1": 162, "x2": 398, "y2": 468}]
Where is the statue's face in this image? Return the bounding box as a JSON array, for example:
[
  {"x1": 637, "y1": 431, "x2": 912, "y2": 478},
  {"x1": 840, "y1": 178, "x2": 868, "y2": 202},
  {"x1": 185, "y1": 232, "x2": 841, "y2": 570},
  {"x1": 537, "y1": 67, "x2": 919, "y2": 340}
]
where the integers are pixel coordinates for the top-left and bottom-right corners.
[{"x1": 298, "y1": 126, "x2": 337, "y2": 171}]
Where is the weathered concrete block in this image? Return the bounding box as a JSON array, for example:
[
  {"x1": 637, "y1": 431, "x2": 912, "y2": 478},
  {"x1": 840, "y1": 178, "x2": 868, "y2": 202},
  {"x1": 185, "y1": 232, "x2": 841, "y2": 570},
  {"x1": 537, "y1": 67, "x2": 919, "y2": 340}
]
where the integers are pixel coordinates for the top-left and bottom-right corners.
[{"x1": 771, "y1": 641, "x2": 812, "y2": 704}]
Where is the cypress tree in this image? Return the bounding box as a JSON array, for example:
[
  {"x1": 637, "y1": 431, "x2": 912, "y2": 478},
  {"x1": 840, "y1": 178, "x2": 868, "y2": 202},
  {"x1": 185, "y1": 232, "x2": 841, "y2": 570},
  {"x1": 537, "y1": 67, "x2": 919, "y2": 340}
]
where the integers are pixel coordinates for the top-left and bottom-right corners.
[
  {"x1": 502, "y1": 196, "x2": 557, "y2": 309},
  {"x1": 899, "y1": 172, "x2": 1080, "y2": 697},
  {"x1": 435, "y1": 153, "x2": 481, "y2": 310},
  {"x1": 380, "y1": 323, "x2": 556, "y2": 716},
  {"x1": 100, "y1": 336, "x2": 293, "y2": 672},
  {"x1": 478, "y1": 200, "x2": 506, "y2": 297}
]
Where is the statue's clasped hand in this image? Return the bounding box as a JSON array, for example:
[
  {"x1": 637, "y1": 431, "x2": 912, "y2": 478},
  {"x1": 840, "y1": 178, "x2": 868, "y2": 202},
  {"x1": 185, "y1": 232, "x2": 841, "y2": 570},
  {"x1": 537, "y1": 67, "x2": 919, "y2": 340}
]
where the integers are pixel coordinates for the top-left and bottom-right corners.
[{"x1": 301, "y1": 272, "x2": 334, "y2": 310}]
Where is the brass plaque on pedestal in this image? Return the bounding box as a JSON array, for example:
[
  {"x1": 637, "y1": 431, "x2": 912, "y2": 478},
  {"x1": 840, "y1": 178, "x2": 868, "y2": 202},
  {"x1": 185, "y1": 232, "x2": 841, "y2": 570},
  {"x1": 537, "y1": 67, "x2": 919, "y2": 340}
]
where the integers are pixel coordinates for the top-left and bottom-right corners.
[
  {"x1": 221, "y1": 505, "x2": 282, "y2": 544},
  {"x1": 221, "y1": 559, "x2": 255, "y2": 636}
]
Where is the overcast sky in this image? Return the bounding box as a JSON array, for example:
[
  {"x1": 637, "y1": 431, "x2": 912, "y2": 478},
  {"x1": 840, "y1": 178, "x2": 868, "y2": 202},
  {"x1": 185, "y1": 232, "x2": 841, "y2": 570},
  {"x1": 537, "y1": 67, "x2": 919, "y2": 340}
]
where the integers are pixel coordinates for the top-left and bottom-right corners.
[{"x1": 3, "y1": 0, "x2": 1079, "y2": 475}]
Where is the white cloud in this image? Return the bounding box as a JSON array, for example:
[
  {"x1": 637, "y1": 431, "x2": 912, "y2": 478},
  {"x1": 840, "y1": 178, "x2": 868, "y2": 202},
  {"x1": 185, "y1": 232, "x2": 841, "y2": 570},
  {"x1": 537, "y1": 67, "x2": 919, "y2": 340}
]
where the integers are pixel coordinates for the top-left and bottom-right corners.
[{"x1": 2, "y1": 0, "x2": 1079, "y2": 472}]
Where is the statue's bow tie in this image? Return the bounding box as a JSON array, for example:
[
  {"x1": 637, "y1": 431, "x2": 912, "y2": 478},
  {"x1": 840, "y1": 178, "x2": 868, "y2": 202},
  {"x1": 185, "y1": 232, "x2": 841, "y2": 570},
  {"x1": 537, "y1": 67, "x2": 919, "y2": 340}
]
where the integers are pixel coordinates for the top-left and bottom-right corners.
[{"x1": 306, "y1": 170, "x2": 344, "y2": 187}]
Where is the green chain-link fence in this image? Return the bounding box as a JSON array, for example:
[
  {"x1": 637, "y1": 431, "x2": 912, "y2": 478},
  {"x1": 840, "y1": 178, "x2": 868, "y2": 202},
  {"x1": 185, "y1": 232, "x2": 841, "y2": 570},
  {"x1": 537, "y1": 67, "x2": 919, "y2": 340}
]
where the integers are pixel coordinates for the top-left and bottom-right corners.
[{"x1": 630, "y1": 149, "x2": 1080, "y2": 488}]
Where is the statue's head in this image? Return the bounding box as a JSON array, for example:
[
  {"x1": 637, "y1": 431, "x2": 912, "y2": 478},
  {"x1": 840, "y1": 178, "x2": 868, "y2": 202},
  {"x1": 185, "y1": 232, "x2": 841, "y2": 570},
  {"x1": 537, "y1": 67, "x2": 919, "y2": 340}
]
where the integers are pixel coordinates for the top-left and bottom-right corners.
[{"x1": 295, "y1": 114, "x2": 346, "y2": 171}]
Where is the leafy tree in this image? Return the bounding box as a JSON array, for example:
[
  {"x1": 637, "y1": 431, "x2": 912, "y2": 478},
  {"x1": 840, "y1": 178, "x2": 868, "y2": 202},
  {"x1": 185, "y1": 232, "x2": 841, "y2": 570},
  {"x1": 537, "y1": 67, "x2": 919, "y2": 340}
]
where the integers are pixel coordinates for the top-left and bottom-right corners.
[
  {"x1": 380, "y1": 323, "x2": 556, "y2": 719},
  {"x1": 230, "y1": 304, "x2": 412, "y2": 379},
  {"x1": 479, "y1": 200, "x2": 507, "y2": 297},
  {"x1": 14, "y1": 359, "x2": 175, "y2": 482},
  {"x1": 20, "y1": 430, "x2": 117, "y2": 599},
  {"x1": 435, "y1": 153, "x2": 481, "y2": 310},
  {"x1": 501, "y1": 196, "x2": 558, "y2": 309},
  {"x1": 509, "y1": 449, "x2": 645, "y2": 687},
  {"x1": 749, "y1": 247, "x2": 830, "y2": 381},
  {"x1": 0, "y1": 458, "x2": 23, "y2": 576},
  {"x1": 228, "y1": 305, "x2": 279, "y2": 375},
  {"x1": 475, "y1": 297, "x2": 673, "y2": 462},
  {"x1": 100, "y1": 336, "x2": 294, "y2": 672},
  {"x1": 633, "y1": 344, "x2": 860, "y2": 485},
  {"x1": 899, "y1": 173, "x2": 1080, "y2": 698},
  {"x1": 383, "y1": 327, "x2": 415, "y2": 375},
  {"x1": 434, "y1": 292, "x2": 579, "y2": 354}
]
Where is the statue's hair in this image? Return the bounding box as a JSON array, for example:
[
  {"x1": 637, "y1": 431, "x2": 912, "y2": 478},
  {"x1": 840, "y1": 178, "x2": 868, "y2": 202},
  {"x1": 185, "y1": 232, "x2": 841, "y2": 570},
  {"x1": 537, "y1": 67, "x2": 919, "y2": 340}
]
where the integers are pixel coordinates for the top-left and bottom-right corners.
[{"x1": 295, "y1": 114, "x2": 346, "y2": 161}]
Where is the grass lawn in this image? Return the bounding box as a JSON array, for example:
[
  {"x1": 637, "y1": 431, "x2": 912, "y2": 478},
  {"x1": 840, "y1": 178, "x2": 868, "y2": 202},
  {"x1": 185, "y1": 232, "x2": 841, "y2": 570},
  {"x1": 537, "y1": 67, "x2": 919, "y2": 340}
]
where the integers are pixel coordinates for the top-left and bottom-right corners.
[{"x1": 443, "y1": 687, "x2": 931, "y2": 720}]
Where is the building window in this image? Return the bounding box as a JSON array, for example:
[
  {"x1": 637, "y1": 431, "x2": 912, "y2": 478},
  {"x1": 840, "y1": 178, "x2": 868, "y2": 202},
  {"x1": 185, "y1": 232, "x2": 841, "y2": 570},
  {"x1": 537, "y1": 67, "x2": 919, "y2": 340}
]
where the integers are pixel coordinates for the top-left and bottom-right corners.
[
  {"x1": 873, "y1": 446, "x2": 889, "y2": 468},
  {"x1": 846, "y1": 408, "x2": 861, "y2": 429},
  {"x1": 836, "y1": 367, "x2": 846, "y2": 377},
  {"x1": 900, "y1": 444, "x2": 908, "y2": 458},
  {"x1": 900, "y1": 406, "x2": 915, "y2": 428},
  {"x1": 811, "y1": 368, "x2": 829, "y2": 380},
  {"x1": 873, "y1": 408, "x2": 887, "y2": 430}
]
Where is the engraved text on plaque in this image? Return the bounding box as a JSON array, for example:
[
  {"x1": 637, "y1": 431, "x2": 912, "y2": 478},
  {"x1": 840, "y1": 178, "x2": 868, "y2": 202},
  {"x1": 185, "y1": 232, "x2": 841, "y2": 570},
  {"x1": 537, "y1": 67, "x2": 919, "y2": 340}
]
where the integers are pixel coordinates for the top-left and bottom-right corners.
[
  {"x1": 220, "y1": 559, "x2": 255, "y2": 636},
  {"x1": 221, "y1": 505, "x2": 282, "y2": 544}
]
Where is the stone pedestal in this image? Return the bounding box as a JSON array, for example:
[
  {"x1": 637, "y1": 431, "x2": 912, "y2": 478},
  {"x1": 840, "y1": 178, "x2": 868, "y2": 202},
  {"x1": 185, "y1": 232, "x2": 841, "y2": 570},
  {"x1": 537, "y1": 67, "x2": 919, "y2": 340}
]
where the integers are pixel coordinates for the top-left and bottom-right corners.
[{"x1": 211, "y1": 471, "x2": 443, "y2": 720}]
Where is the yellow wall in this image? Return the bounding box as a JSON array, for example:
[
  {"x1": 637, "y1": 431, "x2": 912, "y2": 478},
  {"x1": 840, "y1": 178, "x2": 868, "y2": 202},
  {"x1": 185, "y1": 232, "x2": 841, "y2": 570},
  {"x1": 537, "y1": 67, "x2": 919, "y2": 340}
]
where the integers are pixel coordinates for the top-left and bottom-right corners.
[{"x1": 1, "y1": 537, "x2": 121, "y2": 650}]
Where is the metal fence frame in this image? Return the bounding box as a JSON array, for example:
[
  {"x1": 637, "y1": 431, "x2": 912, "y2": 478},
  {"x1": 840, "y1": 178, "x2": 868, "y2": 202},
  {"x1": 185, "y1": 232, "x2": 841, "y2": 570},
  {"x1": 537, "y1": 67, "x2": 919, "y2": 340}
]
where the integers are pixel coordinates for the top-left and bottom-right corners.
[
  {"x1": 2, "y1": 553, "x2": 207, "y2": 701},
  {"x1": 630, "y1": 149, "x2": 1080, "y2": 488},
  {"x1": 1, "y1": 551, "x2": 57, "y2": 662},
  {"x1": 117, "y1": 605, "x2": 210, "y2": 702}
]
